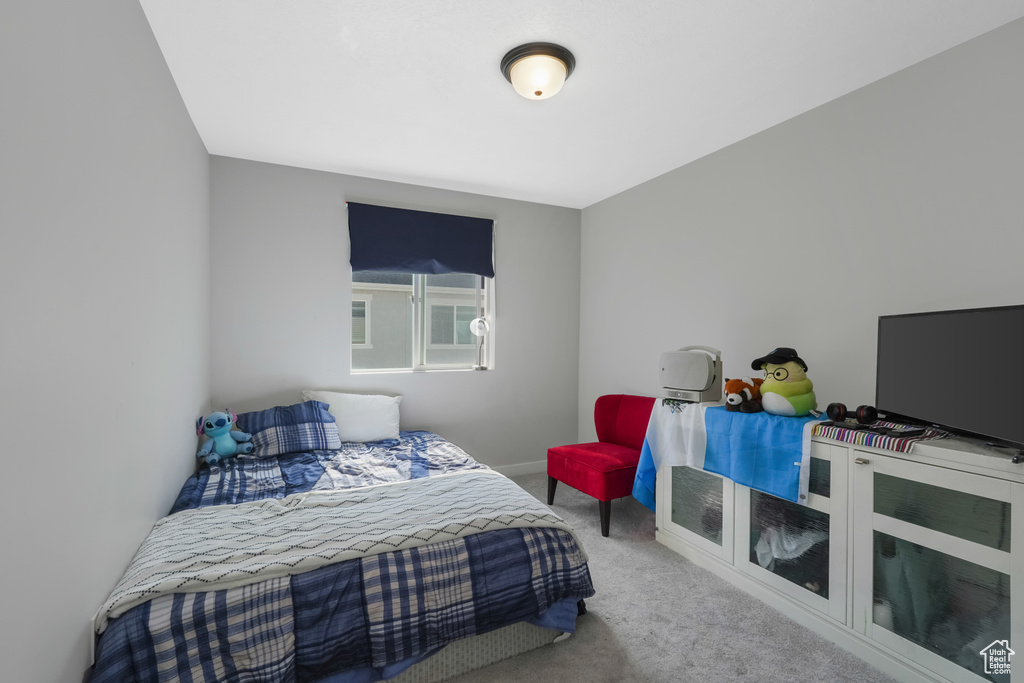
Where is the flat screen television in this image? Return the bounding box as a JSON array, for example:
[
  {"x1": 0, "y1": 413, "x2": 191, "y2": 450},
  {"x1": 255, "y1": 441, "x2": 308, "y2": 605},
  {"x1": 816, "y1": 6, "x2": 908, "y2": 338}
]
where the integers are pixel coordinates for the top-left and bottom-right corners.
[{"x1": 875, "y1": 304, "x2": 1024, "y2": 453}]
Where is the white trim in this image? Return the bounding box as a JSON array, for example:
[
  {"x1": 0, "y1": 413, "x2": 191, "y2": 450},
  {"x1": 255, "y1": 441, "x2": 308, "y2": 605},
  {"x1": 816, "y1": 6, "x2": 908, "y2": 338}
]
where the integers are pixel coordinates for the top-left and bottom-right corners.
[
  {"x1": 351, "y1": 366, "x2": 485, "y2": 375},
  {"x1": 827, "y1": 444, "x2": 850, "y2": 625},
  {"x1": 871, "y1": 454, "x2": 1014, "y2": 503},
  {"x1": 852, "y1": 453, "x2": 874, "y2": 636},
  {"x1": 352, "y1": 282, "x2": 410, "y2": 293},
  {"x1": 425, "y1": 284, "x2": 481, "y2": 296},
  {"x1": 412, "y1": 276, "x2": 424, "y2": 367},
  {"x1": 872, "y1": 513, "x2": 1011, "y2": 573},
  {"x1": 1013, "y1": 485, "x2": 1024, "y2": 683},
  {"x1": 492, "y1": 459, "x2": 547, "y2": 477},
  {"x1": 426, "y1": 302, "x2": 477, "y2": 348},
  {"x1": 802, "y1": 491, "x2": 831, "y2": 514},
  {"x1": 351, "y1": 295, "x2": 372, "y2": 347},
  {"x1": 871, "y1": 627, "x2": 993, "y2": 683}
]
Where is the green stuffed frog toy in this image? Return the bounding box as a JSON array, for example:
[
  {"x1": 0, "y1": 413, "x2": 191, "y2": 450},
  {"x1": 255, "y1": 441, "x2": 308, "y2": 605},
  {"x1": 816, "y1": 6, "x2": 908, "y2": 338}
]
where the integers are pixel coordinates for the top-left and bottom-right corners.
[{"x1": 751, "y1": 347, "x2": 817, "y2": 417}]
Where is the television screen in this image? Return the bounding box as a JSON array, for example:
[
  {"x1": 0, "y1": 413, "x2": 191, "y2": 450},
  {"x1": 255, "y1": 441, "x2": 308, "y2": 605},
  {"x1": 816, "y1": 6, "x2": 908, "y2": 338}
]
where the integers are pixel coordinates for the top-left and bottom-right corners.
[{"x1": 876, "y1": 304, "x2": 1024, "y2": 449}]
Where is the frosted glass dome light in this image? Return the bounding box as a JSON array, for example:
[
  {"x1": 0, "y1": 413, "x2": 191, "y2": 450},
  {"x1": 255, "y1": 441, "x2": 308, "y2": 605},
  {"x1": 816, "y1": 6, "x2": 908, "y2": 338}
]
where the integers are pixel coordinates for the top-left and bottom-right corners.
[
  {"x1": 500, "y1": 43, "x2": 575, "y2": 101},
  {"x1": 509, "y1": 55, "x2": 567, "y2": 100}
]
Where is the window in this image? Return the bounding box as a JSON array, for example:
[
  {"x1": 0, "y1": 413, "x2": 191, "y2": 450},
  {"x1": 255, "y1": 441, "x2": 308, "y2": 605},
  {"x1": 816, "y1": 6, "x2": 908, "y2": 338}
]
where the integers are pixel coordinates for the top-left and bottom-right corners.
[
  {"x1": 351, "y1": 271, "x2": 492, "y2": 372},
  {"x1": 429, "y1": 305, "x2": 476, "y2": 346},
  {"x1": 347, "y1": 202, "x2": 494, "y2": 373},
  {"x1": 351, "y1": 298, "x2": 370, "y2": 346}
]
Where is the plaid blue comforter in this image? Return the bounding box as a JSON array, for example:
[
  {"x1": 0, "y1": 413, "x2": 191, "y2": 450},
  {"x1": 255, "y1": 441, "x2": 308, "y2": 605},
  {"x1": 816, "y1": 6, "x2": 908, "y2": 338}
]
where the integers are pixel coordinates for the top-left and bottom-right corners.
[
  {"x1": 92, "y1": 432, "x2": 594, "y2": 682},
  {"x1": 169, "y1": 431, "x2": 490, "y2": 513}
]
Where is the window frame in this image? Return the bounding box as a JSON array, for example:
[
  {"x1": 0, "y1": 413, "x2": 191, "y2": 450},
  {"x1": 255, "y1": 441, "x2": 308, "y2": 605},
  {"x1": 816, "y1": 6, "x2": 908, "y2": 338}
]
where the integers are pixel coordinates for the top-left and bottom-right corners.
[
  {"x1": 351, "y1": 274, "x2": 493, "y2": 373},
  {"x1": 426, "y1": 300, "x2": 478, "y2": 350},
  {"x1": 351, "y1": 295, "x2": 372, "y2": 348}
]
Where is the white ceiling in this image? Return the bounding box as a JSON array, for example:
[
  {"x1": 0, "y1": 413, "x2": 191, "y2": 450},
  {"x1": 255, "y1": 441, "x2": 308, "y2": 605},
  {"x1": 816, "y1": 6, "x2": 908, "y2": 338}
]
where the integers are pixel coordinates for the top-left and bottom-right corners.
[{"x1": 140, "y1": 1, "x2": 1024, "y2": 209}]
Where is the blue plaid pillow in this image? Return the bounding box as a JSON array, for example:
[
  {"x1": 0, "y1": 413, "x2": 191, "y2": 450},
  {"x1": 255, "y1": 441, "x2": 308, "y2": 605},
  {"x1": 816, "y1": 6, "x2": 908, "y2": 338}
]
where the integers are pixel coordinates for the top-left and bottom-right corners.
[{"x1": 235, "y1": 400, "x2": 341, "y2": 457}]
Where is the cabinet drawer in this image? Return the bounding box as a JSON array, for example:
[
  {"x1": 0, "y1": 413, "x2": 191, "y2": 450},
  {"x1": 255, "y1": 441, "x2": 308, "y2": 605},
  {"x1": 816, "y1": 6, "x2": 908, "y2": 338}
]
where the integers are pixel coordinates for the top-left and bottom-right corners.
[
  {"x1": 670, "y1": 466, "x2": 725, "y2": 545},
  {"x1": 736, "y1": 444, "x2": 848, "y2": 623},
  {"x1": 658, "y1": 465, "x2": 735, "y2": 563},
  {"x1": 748, "y1": 489, "x2": 831, "y2": 595},
  {"x1": 873, "y1": 471, "x2": 1010, "y2": 552},
  {"x1": 853, "y1": 452, "x2": 1020, "y2": 683}
]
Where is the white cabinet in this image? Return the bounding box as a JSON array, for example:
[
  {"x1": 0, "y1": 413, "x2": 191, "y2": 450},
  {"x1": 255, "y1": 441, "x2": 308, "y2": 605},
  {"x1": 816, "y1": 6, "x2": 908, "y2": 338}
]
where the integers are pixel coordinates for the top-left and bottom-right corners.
[
  {"x1": 851, "y1": 451, "x2": 1022, "y2": 683},
  {"x1": 655, "y1": 436, "x2": 1023, "y2": 683},
  {"x1": 735, "y1": 442, "x2": 849, "y2": 623},
  {"x1": 656, "y1": 463, "x2": 735, "y2": 563}
]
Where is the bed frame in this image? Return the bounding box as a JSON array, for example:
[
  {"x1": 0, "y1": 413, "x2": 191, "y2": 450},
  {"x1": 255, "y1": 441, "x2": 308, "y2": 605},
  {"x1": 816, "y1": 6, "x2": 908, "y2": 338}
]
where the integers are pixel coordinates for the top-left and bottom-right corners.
[{"x1": 394, "y1": 600, "x2": 585, "y2": 682}]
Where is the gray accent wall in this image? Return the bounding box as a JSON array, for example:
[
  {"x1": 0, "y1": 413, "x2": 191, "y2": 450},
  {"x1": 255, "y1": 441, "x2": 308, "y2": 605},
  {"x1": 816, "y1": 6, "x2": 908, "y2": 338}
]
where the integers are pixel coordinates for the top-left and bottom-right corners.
[
  {"x1": 579, "y1": 18, "x2": 1024, "y2": 441},
  {"x1": 210, "y1": 156, "x2": 581, "y2": 471},
  {"x1": 0, "y1": 2, "x2": 210, "y2": 680}
]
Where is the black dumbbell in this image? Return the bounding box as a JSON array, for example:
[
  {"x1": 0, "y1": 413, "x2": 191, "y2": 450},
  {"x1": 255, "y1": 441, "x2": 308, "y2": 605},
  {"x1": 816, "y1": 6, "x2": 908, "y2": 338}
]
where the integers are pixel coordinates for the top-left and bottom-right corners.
[{"x1": 826, "y1": 402, "x2": 879, "y2": 425}]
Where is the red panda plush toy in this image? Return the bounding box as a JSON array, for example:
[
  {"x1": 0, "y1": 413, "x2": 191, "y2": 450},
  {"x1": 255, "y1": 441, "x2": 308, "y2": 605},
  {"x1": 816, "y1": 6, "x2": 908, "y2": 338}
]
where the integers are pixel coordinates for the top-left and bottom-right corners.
[{"x1": 724, "y1": 377, "x2": 764, "y2": 413}]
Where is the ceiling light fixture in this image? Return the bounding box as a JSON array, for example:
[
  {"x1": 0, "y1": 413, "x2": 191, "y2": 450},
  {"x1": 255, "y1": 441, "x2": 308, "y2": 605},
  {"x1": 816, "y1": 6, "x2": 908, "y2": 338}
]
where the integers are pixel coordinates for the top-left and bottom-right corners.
[{"x1": 500, "y1": 42, "x2": 576, "y2": 101}]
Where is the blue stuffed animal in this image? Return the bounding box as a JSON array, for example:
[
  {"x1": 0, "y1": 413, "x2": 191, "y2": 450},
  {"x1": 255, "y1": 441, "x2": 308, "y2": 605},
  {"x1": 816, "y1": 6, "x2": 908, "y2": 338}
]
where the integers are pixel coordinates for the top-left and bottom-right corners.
[{"x1": 196, "y1": 410, "x2": 254, "y2": 464}]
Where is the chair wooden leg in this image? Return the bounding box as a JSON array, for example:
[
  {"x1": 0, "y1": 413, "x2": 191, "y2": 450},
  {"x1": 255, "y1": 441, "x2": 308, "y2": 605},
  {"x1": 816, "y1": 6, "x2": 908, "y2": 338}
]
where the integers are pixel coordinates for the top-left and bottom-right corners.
[
  {"x1": 547, "y1": 476, "x2": 558, "y2": 505},
  {"x1": 599, "y1": 500, "x2": 611, "y2": 537}
]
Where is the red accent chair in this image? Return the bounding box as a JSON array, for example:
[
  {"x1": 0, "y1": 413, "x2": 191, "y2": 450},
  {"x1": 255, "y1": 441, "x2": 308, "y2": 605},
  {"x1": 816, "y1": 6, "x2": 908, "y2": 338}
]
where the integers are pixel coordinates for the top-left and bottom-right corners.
[{"x1": 547, "y1": 394, "x2": 656, "y2": 537}]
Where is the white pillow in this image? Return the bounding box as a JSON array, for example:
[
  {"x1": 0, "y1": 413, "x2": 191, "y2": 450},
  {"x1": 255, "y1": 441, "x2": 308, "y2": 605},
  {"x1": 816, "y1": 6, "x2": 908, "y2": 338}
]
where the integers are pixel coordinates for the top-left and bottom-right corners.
[{"x1": 301, "y1": 390, "x2": 402, "y2": 443}]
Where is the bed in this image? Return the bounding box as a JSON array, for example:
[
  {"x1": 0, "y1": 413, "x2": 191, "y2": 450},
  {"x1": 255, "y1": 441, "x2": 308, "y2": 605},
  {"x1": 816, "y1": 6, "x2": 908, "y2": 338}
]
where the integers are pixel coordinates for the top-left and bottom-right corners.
[{"x1": 90, "y1": 399, "x2": 594, "y2": 682}]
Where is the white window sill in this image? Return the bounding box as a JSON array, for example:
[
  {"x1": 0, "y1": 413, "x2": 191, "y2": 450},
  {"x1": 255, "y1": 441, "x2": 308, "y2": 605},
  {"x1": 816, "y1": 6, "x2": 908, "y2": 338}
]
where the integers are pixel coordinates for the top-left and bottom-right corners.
[{"x1": 350, "y1": 366, "x2": 489, "y2": 375}]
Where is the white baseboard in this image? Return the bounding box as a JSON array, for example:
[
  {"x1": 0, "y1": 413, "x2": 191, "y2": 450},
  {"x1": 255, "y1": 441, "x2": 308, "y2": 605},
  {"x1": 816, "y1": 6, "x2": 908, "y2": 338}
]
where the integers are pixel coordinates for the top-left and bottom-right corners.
[{"x1": 491, "y1": 460, "x2": 547, "y2": 477}]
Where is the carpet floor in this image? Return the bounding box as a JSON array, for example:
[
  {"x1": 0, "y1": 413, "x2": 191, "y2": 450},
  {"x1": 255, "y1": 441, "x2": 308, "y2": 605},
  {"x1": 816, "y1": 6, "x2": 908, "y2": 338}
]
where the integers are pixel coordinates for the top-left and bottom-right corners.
[{"x1": 446, "y1": 472, "x2": 898, "y2": 683}]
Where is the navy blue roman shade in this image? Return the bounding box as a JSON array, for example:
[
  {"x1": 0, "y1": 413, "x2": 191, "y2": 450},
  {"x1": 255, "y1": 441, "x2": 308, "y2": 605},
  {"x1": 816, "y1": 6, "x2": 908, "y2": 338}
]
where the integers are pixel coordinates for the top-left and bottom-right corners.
[{"x1": 347, "y1": 202, "x2": 495, "y2": 277}]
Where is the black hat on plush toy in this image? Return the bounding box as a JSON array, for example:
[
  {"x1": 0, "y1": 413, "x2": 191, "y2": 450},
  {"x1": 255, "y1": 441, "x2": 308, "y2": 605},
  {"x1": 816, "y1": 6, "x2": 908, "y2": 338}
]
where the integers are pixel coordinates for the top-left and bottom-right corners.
[{"x1": 751, "y1": 347, "x2": 808, "y2": 371}]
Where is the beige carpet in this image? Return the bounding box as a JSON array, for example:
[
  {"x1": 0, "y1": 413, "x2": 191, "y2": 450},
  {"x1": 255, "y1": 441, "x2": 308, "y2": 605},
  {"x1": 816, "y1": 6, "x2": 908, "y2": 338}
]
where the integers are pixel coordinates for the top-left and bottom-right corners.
[{"x1": 446, "y1": 472, "x2": 897, "y2": 683}]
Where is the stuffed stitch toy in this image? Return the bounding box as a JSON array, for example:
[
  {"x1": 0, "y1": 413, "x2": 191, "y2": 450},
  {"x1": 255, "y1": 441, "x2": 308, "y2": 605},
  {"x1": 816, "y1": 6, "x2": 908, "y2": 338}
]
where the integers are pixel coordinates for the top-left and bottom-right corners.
[
  {"x1": 196, "y1": 410, "x2": 254, "y2": 464},
  {"x1": 751, "y1": 347, "x2": 817, "y2": 417},
  {"x1": 724, "y1": 377, "x2": 764, "y2": 413}
]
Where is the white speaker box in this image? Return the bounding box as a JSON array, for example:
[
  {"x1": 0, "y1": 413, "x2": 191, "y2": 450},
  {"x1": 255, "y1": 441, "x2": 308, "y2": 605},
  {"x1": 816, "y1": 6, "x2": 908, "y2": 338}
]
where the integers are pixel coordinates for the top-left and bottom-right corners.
[{"x1": 659, "y1": 346, "x2": 722, "y2": 402}]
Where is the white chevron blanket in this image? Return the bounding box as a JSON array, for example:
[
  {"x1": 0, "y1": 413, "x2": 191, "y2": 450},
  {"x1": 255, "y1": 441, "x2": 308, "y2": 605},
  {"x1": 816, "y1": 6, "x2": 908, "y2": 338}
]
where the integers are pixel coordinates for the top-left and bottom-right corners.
[{"x1": 97, "y1": 470, "x2": 582, "y2": 632}]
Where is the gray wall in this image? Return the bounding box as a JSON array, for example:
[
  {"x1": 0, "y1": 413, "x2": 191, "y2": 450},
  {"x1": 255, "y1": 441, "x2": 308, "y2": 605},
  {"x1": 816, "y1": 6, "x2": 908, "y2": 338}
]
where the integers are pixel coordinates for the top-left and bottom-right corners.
[
  {"x1": 578, "y1": 19, "x2": 1024, "y2": 441},
  {"x1": 210, "y1": 156, "x2": 581, "y2": 471},
  {"x1": 0, "y1": 2, "x2": 210, "y2": 680}
]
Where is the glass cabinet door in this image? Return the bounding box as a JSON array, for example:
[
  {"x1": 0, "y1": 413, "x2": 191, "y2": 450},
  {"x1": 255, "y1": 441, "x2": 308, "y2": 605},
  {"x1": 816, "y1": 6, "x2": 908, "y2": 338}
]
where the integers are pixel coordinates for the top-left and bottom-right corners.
[
  {"x1": 853, "y1": 453, "x2": 1022, "y2": 683},
  {"x1": 657, "y1": 465, "x2": 734, "y2": 563},
  {"x1": 735, "y1": 442, "x2": 848, "y2": 622}
]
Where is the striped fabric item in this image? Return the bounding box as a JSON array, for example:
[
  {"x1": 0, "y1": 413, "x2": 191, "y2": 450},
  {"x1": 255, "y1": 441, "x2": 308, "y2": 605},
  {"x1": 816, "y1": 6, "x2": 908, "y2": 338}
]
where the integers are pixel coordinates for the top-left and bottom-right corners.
[
  {"x1": 316, "y1": 432, "x2": 489, "y2": 490},
  {"x1": 235, "y1": 401, "x2": 342, "y2": 457},
  {"x1": 97, "y1": 470, "x2": 583, "y2": 631},
  {"x1": 97, "y1": 528, "x2": 593, "y2": 683},
  {"x1": 92, "y1": 431, "x2": 595, "y2": 683},
  {"x1": 148, "y1": 578, "x2": 295, "y2": 682},
  {"x1": 811, "y1": 420, "x2": 949, "y2": 453},
  {"x1": 198, "y1": 456, "x2": 287, "y2": 508},
  {"x1": 170, "y1": 431, "x2": 489, "y2": 514},
  {"x1": 93, "y1": 530, "x2": 593, "y2": 682},
  {"x1": 363, "y1": 538, "x2": 478, "y2": 664}
]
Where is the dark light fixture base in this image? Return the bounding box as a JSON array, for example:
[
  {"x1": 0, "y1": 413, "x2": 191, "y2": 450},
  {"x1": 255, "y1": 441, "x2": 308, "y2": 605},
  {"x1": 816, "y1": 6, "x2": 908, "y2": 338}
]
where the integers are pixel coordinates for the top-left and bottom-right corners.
[{"x1": 500, "y1": 42, "x2": 576, "y2": 84}]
